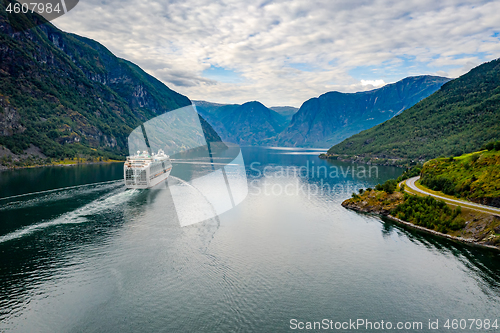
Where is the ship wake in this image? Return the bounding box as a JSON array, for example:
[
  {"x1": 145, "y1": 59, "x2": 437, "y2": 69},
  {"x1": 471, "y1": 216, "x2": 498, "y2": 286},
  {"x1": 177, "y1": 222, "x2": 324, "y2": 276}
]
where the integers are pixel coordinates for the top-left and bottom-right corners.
[
  {"x1": 0, "y1": 188, "x2": 138, "y2": 244},
  {"x1": 0, "y1": 180, "x2": 124, "y2": 211}
]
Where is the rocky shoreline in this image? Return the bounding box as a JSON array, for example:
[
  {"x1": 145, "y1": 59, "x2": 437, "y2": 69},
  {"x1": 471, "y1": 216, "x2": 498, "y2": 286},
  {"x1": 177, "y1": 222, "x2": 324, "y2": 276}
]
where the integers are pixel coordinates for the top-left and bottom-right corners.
[
  {"x1": 341, "y1": 198, "x2": 500, "y2": 252},
  {"x1": 319, "y1": 153, "x2": 413, "y2": 167},
  {"x1": 1, "y1": 144, "x2": 125, "y2": 171},
  {"x1": 0, "y1": 160, "x2": 123, "y2": 171}
]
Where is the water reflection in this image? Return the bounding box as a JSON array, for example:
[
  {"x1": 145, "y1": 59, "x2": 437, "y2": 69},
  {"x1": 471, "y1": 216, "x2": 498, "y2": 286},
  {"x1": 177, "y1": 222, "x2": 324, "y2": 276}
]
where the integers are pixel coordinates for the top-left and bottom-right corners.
[
  {"x1": 1, "y1": 147, "x2": 500, "y2": 332},
  {"x1": 380, "y1": 217, "x2": 500, "y2": 295}
]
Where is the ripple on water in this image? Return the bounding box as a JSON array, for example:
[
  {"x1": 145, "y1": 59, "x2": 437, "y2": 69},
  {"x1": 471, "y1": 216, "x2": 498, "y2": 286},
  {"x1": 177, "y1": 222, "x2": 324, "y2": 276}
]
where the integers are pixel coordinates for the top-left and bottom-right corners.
[{"x1": 2, "y1": 150, "x2": 500, "y2": 332}]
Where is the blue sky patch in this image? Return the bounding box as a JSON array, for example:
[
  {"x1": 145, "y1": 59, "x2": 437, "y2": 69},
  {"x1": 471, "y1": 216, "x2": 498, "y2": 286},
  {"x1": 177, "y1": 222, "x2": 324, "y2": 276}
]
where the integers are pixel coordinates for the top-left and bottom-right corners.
[{"x1": 202, "y1": 66, "x2": 243, "y2": 83}]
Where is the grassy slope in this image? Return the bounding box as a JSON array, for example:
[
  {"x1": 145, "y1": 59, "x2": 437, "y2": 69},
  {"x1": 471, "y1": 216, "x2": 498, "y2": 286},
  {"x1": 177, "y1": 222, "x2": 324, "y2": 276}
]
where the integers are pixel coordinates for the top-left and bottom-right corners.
[
  {"x1": 328, "y1": 58, "x2": 500, "y2": 162},
  {"x1": 420, "y1": 149, "x2": 500, "y2": 206},
  {"x1": 344, "y1": 189, "x2": 500, "y2": 246},
  {"x1": 344, "y1": 154, "x2": 500, "y2": 247}
]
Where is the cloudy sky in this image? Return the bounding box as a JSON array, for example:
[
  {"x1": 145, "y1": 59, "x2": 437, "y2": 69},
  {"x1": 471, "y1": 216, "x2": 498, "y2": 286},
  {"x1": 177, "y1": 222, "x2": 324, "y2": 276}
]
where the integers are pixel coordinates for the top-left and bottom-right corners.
[{"x1": 54, "y1": 0, "x2": 500, "y2": 107}]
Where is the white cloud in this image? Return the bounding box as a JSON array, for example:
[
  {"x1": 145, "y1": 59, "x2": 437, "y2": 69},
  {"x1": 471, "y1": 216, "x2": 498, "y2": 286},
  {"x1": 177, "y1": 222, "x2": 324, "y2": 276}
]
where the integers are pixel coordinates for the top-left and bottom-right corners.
[
  {"x1": 53, "y1": 0, "x2": 500, "y2": 107},
  {"x1": 361, "y1": 80, "x2": 386, "y2": 87}
]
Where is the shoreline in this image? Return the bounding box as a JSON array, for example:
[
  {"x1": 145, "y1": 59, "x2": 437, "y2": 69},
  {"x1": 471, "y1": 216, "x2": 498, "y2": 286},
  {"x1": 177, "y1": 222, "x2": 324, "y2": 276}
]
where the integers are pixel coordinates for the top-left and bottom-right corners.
[
  {"x1": 0, "y1": 160, "x2": 124, "y2": 171},
  {"x1": 319, "y1": 153, "x2": 409, "y2": 167},
  {"x1": 342, "y1": 200, "x2": 500, "y2": 252}
]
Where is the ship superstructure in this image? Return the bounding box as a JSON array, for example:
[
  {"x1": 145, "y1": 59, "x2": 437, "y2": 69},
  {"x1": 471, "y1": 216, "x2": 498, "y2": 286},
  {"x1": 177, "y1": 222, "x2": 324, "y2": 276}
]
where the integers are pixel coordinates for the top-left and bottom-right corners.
[{"x1": 124, "y1": 149, "x2": 172, "y2": 189}]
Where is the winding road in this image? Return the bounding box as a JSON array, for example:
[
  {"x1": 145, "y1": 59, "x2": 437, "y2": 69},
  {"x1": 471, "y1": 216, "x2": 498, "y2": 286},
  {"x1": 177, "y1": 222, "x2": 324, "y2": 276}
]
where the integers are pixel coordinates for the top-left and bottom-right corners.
[{"x1": 404, "y1": 176, "x2": 500, "y2": 217}]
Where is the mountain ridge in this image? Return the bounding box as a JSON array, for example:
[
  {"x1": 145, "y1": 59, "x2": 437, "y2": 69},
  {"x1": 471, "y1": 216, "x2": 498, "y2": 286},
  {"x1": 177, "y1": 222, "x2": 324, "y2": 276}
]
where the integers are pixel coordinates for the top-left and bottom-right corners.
[
  {"x1": 0, "y1": 0, "x2": 214, "y2": 161},
  {"x1": 275, "y1": 75, "x2": 450, "y2": 147},
  {"x1": 194, "y1": 75, "x2": 448, "y2": 148},
  {"x1": 195, "y1": 100, "x2": 289, "y2": 145},
  {"x1": 327, "y1": 58, "x2": 500, "y2": 164}
]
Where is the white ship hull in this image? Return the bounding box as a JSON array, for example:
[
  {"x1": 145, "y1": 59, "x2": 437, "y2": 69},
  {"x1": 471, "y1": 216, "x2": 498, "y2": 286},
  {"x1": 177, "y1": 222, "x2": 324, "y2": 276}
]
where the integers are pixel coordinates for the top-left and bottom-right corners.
[
  {"x1": 124, "y1": 150, "x2": 172, "y2": 189},
  {"x1": 148, "y1": 167, "x2": 172, "y2": 188},
  {"x1": 125, "y1": 167, "x2": 172, "y2": 189}
]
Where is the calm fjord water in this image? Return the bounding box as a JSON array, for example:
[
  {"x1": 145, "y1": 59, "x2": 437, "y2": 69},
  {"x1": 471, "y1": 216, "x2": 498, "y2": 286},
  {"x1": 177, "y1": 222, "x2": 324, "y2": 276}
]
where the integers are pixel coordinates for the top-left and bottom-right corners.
[{"x1": 1, "y1": 147, "x2": 499, "y2": 332}]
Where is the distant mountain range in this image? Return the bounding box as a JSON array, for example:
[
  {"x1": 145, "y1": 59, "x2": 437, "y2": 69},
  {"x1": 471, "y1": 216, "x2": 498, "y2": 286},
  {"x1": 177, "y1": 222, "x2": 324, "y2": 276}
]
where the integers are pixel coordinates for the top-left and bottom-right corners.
[
  {"x1": 328, "y1": 58, "x2": 500, "y2": 163},
  {"x1": 195, "y1": 76, "x2": 448, "y2": 147},
  {"x1": 2, "y1": 0, "x2": 496, "y2": 163},
  {"x1": 0, "y1": 1, "x2": 222, "y2": 160},
  {"x1": 268, "y1": 106, "x2": 299, "y2": 123},
  {"x1": 194, "y1": 100, "x2": 295, "y2": 145},
  {"x1": 275, "y1": 75, "x2": 450, "y2": 147}
]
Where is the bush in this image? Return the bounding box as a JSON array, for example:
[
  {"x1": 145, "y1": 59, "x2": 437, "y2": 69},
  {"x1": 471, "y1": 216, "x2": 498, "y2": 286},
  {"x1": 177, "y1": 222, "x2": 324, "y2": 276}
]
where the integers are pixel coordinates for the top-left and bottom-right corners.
[
  {"x1": 383, "y1": 179, "x2": 398, "y2": 194},
  {"x1": 421, "y1": 175, "x2": 457, "y2": 196},
  {"x1": 391, "y1": 195, "x2": 466, "y2": 232},
  {"x1": 450, "y1": 217, "x2": 466, "y2": 230},
  {"x1": 375, "y1": 179, "x2": 398, "y2": 194},
  {"x1": 359, "y1": 188, "x2": 364, "y2": 194},
  {"x1": 436, "y1": 224, "x2": 448, "y2": 233},
  {"x1": 484, "y1": 141, "x2": 500, "y2": 151},
  {"x1": 396, "y1": 165, "x2": 422, "y2": 183}
]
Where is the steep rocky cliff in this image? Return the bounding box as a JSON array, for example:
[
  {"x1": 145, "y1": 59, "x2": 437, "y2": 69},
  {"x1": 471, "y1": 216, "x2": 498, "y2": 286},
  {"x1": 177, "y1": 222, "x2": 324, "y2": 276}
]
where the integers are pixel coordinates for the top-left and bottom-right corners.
[
  {"x1": 0, "y1": 95, "x2": 24, "y2": 136},
  {"x1": 0, "y1": 0, "x2": 191, "y2": 158}
]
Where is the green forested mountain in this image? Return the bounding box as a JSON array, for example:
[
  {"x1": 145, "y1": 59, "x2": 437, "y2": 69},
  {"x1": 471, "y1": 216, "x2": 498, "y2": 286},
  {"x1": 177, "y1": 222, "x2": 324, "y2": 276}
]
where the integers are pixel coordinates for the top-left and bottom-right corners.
[
  {"x1": 420, "y1": 147, "x2": 500, "y2": 207},
  {"x1": 0, "y1": 0, "x2": 192, "y2": 159},
  {"x1": 328, "y1": 59, "x2": 500, "y2": 163},
  {"x1": 276, "y1": 75, "x2": 450, "y2": 147}
]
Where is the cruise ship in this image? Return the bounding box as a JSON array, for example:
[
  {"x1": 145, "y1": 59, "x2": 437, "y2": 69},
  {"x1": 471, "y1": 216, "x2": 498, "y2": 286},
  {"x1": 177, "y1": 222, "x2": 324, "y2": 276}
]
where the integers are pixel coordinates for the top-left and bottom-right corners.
[{"x1": 124, "y1": 149, "x2": 172, "y2": 189}]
